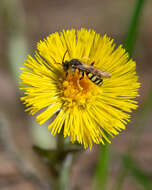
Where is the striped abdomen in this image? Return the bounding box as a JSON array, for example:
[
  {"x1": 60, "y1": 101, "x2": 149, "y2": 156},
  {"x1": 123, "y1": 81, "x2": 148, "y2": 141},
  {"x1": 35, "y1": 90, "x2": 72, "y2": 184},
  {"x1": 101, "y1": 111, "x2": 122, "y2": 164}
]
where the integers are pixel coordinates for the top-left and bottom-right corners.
[{"x1": 80, "y1": 71, "x2": 103, "y2": 86}]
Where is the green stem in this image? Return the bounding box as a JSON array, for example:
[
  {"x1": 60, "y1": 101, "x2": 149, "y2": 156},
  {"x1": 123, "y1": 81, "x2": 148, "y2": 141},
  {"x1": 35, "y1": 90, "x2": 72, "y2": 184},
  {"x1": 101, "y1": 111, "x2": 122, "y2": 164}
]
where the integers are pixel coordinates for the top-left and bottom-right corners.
[
  {"x1": 113, "y1": 1, "x2": 146, "y2": 190},
  {"x1": 94, "y1": 144, "x2": 110, "y2": 190},
  {"x1": 60, "y1": 154, "x2": 73, "y2": 190},
  {"x1": 57, "y1": 131, "x2": 65, "y2": 152},
  {"x1": 54, "y1": 130, "x2": 73, "y2": 190},
  {"x1": 124, "y1": 0, "x2": 145, "y2": 55}
]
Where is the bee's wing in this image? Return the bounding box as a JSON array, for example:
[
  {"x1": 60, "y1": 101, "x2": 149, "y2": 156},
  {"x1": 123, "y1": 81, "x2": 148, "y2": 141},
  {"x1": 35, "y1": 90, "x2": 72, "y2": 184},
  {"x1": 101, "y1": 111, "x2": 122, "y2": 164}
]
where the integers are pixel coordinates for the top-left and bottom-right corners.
[
  {"x1": 73, "y1": 63, "x2": 111, "y2": 78},
  {"x1": 78, "y1": 64, "x2": 111, "y2": 78},
  {"x1": 73, "y1": 64, "x2": 91, "y2": 72},
  {"x1": 97, "y1": 70, "x2": 111, "y2": 78}
]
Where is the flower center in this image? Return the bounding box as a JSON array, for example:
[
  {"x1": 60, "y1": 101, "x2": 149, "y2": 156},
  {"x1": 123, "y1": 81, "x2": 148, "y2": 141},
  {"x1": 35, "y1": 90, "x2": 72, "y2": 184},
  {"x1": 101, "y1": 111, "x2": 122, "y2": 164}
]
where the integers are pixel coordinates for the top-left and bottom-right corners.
[{"x1": 60, "y1": 70, "x2": 100, "y2": 108}]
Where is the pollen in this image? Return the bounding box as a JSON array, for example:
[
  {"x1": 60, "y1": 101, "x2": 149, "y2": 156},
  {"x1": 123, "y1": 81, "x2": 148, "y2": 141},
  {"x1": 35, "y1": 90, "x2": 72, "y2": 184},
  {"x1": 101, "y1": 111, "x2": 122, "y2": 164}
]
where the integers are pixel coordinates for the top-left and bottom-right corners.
[{"x1": 61, "y1": 70, "x2": 99, "y2": 108}]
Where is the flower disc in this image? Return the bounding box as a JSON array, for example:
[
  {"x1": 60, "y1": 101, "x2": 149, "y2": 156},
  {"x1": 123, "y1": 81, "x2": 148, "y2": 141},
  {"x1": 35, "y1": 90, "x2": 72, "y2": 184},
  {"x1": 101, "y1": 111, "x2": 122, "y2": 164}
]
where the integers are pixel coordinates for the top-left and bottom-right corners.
[{"x1": 20, "y1": 28, "x2": 140, "y2": 149}]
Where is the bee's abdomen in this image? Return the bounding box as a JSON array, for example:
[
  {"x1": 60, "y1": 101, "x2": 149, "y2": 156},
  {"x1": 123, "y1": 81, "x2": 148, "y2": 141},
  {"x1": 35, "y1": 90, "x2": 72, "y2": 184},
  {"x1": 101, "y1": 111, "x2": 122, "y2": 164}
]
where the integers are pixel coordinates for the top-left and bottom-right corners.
[{"x1": 86, "y1": 72, "x2": 103, "y2": 86}]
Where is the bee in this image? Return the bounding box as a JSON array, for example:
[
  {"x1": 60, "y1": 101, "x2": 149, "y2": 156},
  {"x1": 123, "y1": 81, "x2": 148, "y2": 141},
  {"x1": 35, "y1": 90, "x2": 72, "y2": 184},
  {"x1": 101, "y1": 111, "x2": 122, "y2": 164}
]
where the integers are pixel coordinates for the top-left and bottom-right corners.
[{"x1": 62, "y1": 50, "x2": 111, "y2": 86}]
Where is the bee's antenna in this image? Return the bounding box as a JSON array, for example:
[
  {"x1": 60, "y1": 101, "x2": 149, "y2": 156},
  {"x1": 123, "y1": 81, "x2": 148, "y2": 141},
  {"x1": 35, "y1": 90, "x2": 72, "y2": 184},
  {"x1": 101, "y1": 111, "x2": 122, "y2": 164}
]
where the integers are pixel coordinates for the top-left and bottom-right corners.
[{"x1": 62, "y1": 49, "x2": 68, "y2": 64}]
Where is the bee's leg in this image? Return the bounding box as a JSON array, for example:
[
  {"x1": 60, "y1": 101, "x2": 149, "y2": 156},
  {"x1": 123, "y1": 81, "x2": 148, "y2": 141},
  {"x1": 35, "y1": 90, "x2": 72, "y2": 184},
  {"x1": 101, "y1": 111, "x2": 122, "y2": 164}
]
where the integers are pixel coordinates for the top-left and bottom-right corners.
[
  {"x1": 90, "y1": 61, "x2": 95, "y2": 66},
  {"x1": 79, "y1": 71, "x2": 84, "y2": 80},
  {"x1": 77, "y1": 78, "x2": 83, "y2": 91},
  {"x1": 75, "y1": 69, "x2": 83, "y2": 90},
  {"x1": 54, "y1": 62, "x2": 61, "y2": 64}
]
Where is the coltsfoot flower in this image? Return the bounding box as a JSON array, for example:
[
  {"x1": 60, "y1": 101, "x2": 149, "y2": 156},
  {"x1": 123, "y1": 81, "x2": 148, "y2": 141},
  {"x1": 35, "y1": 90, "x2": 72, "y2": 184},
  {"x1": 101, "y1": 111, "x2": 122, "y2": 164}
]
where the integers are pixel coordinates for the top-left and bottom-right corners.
[{"x1": 20, "y1": 28, "x2": 140, "y2": 149}]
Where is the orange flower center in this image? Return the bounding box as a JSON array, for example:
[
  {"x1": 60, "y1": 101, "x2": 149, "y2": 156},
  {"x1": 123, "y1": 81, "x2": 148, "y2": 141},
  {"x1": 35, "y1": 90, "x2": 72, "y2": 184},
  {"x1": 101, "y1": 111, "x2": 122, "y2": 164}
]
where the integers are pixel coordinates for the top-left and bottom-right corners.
[{"x1": 60, "y1": 70, "x2": 101, "y2": 108}]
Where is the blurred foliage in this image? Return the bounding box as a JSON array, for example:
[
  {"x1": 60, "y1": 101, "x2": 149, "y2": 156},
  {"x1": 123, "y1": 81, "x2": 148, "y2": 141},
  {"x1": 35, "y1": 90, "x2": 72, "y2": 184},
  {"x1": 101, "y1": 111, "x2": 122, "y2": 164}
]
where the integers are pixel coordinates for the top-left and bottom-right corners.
[
  {"x1": 124, "y1": 0, "x2": 145, "y2": 55},
  {"x1": 94, "y1": 1, "x2": 150, "y2": 190},
  {"x1": 114, "y1": 88, "x2": 152, "y2": 190},
  {"x1": 1, "y1": 0, "x2": 28, "y2": 79},
  {"x1": 122, "y1": 155, "x2": 152, "y2": 190},
  {"x1": 1, "y1": 0, "x2": 151, "y2": 189}
]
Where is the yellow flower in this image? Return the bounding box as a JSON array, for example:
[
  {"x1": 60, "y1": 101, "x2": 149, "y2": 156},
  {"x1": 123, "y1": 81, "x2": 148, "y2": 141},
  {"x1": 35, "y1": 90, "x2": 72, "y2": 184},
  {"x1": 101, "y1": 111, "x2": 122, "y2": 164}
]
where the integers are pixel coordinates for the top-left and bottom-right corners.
[{"x1": 20, "y1": 28, "x2": 140, "y2": 149}]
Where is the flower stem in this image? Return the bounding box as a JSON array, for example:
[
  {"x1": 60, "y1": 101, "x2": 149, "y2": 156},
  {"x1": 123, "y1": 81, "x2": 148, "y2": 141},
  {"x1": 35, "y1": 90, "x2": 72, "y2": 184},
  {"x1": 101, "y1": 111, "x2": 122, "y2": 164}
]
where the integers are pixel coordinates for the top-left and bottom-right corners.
[
  {"x1": 57, "y1": 131, "x2": 65, "y2": 153},
  {"x1": 93, "y1": 144, "x2": 110, "y2": 190},
  {"x1": 53, "y1": 131, "x2": 73, "y2": 190}
]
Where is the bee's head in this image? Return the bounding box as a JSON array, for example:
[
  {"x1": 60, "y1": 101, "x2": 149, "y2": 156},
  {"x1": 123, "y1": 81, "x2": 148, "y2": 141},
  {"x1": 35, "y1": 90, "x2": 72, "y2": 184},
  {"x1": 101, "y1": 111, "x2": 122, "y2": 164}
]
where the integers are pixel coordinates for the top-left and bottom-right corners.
[
  {"x1": 62, "y1": 59, "x2": 82, "y2": 71},
  {"x1": 69, "y1": 59, "x2": 82, "y2": 66},
  {"x1": 62, "y1": 61, "x2": 69, "y2": 71}
]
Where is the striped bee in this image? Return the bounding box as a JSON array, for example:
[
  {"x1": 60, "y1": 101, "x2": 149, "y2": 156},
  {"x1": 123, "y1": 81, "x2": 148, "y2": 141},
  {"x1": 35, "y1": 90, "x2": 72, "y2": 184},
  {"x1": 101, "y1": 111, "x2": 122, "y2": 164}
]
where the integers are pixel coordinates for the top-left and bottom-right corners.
[{"x1": 62, "y1": 51, "x2": 111, "y2": 86}]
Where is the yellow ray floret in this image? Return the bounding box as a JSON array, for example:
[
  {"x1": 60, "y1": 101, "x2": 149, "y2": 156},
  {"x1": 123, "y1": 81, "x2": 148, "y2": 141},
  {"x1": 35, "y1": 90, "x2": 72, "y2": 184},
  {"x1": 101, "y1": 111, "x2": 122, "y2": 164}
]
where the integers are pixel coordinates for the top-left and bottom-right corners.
[{"x1": 19, "y1": 28, "x2": 140, "y2": 149}]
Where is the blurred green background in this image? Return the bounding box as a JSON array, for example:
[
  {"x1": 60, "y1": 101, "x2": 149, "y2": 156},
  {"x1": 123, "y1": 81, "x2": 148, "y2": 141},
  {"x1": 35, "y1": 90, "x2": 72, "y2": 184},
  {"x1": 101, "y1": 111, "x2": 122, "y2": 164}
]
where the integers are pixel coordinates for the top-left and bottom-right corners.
[{"x1": 0, "y1": 0, "x2": 152, "y2": 190}]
